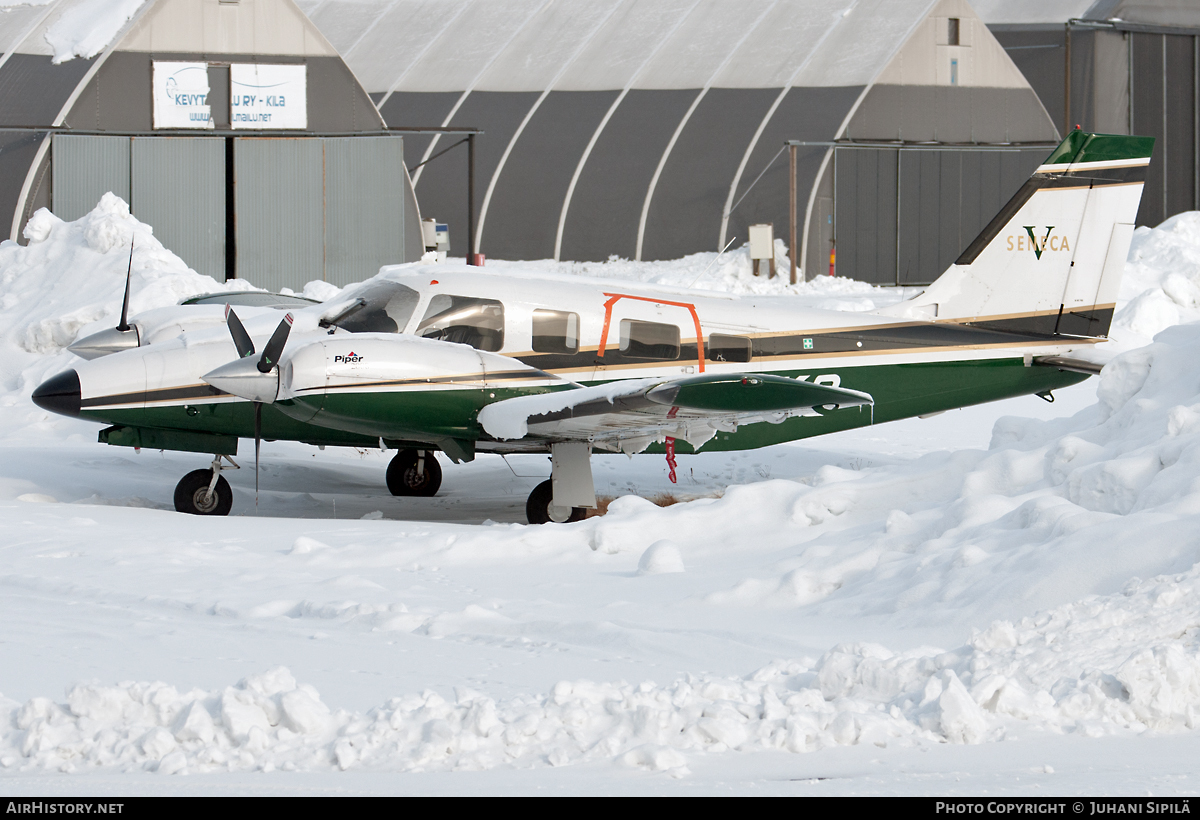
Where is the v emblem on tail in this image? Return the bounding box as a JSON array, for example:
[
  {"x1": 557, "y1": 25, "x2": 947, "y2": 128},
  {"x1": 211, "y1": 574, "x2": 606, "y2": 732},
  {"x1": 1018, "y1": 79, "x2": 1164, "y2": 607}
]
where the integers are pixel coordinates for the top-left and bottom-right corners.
[{"x1": 1023, "y1": 225, "x2": 1055, "y2": 260}]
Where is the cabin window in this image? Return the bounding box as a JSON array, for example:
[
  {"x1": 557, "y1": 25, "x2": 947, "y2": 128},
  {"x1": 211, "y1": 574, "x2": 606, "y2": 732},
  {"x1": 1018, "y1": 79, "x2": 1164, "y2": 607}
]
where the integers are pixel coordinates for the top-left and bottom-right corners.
[
  {"x1": 707, "y1": 333, "x2": 752, "y2": 363},
  {"x1": 416, "y1": 295, "x2": 505, "y2": 351},
  {"x1": 619, "y1": 319, "x2": 679, "y2": 360},
  {"x1": 532, "y1": 309, "x2": 579, "y2": 354},
  {"x1": 948, "y1": 17, "x2": 960, "y2": 45}
]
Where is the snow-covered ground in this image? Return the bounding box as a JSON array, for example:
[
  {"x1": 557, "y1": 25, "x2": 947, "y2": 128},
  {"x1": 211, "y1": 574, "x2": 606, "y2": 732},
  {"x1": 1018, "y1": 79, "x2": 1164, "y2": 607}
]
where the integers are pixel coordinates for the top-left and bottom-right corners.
[{"x1": 2, "y1": 196, "x2": 1200, "y2": 794}]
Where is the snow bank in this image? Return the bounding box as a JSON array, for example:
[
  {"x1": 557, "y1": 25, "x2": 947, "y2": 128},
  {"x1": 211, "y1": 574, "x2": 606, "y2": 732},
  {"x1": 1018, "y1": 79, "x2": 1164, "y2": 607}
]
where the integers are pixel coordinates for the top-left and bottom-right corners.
[
  {"x1": 511, "y1": 213, "x2": 1200, "y2": 626},
  {"x1": 5, "y1": 195, "x2": 1200, "y2": 780},
  {"x1": 0, "y1": 194, "x2": 258, "y2": 407},
  {"x1": 3, "y1": 563, "x2": 1195, "y2": 775},
  {"x1": 8, "y1": 197, "x2": 229, "y2": 352},
  {"x1": 638, "y1": 540, "x2": 685, "y2": 574},
  {"x1": 559, "y1": 317, "x2": 1200, "y2": 623},
  {"x1": 1083, "y1": 212, "x2": 1200, "y2": 362}
]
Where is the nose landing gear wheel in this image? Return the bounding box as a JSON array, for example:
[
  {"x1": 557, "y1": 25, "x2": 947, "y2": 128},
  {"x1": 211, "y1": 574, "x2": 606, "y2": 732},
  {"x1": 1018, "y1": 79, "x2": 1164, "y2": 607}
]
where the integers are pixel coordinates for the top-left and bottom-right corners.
[
  {"x1": 386, "y1": 449, "x2": 442, "y2": 496},
  {"x1": 174, "y1": 469, "x2": 233, "y2": 516},
  {"x1": 526, "y1": 479, "x2": 587, "y2": 525}
]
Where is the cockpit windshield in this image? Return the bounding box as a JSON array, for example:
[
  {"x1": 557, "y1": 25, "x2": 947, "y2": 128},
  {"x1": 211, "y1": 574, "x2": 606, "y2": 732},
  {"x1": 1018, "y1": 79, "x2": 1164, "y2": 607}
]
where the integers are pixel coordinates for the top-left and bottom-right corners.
[{"x1": 321, "y1": 281, "x2": 421, "y2": 333}]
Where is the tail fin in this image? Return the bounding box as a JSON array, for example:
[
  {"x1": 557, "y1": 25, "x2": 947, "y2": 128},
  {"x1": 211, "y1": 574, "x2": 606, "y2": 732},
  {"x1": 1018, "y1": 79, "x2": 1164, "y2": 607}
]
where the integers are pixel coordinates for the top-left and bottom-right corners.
[{"x1": 877, "y1": 131, "x2": 1154, "y2": 337}]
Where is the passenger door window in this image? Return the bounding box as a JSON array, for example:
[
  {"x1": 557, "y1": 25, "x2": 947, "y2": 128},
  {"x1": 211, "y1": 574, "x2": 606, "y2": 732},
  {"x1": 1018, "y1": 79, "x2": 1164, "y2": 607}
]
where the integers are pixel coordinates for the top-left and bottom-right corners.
[
  {"x1": 532, "y1": 309, "x2": 579, "y2": 354},
  {"x1": 619, "y1": 319, "x2": 679, "y2": 360}
]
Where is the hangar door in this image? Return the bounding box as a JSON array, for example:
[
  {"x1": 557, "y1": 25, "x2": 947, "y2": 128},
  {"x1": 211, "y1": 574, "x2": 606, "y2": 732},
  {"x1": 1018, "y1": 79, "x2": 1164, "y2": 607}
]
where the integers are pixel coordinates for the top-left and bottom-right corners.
[
  {"x1": 1129, "y1": 32, "x2": 1198, "y2": 228},
  {"x1": 833, "y1": 147, "x2": 1048, "y2": 286},
  {"x1": 234, "y1": 136, "x2": 407, "y2": 291},
  {"x1": 52, "y1": 135, "x2": 225, "y2": 280},
  {"x1": 52, "y1": 135, "x2": 130, "y2": 220},
  {"x1": 51, "y1": 135, "x2": 409, "y2": 290},
  {"x1": 132, "y1": 138, "x2": 225, "y2": 282}
]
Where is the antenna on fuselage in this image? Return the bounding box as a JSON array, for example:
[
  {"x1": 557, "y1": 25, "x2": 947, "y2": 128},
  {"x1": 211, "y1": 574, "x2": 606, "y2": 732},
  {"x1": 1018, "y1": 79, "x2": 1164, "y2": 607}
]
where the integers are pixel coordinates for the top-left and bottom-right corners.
[
  {"x1": 688, "y1": 235, "x2": 738, "y2": 289},
  {"x1": 116, "y1": 238, "x2": 134, "y2": 332}
]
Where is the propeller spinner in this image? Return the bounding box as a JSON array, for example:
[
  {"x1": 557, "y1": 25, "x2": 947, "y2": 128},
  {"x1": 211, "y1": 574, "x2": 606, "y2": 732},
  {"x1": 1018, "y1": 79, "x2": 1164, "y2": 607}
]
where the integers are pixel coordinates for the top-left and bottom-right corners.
[{"x1": 200, "y1": 308, "x2": 294, "y2": 404}]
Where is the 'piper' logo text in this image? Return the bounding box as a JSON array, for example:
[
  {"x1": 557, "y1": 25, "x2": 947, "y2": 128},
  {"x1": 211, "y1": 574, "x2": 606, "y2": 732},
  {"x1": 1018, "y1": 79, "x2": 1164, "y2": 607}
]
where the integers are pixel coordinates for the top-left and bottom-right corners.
[
  {"x1": 334, "y1": 352, "x2": 363, "y2": 364},
  {"x1": 1007, "y1": 226, "x2": 1069, "y2": 259}
]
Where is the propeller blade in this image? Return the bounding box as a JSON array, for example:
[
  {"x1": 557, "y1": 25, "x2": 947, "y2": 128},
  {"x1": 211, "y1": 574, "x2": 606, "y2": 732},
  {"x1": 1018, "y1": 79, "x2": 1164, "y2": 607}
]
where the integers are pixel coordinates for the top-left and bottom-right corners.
[
  {"x1": 225, "y1": 305, "x2": 255, "y2": 359},
  {"x1": 117, "y1": 238, "x2": 134, "y2": 332},
  {"x1": 257, "y1": 313, "x2": 294, "y2": 373},
  {"x1": 254, "y1": 400, "x2": 262, "y2": 513}
]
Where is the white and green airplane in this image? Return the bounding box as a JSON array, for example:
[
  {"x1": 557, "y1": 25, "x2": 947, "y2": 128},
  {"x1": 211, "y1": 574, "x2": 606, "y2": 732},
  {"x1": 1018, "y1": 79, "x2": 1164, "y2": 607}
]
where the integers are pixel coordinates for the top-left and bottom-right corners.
[{"x1": 33, "y1": 130, "x2": 1151, "y2": 523}]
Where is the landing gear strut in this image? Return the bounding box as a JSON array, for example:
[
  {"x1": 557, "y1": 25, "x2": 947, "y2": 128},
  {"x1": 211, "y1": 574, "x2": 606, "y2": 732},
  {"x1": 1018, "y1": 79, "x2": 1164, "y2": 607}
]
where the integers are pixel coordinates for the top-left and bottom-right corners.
[
  {"x1": 386, "y1": 449, "x2": 442, "y2": 496},
  {"x1": 526, "y1": 479, "x2": 587, "y2": 524},
  {"x1": 526, "y1": 442, "x2": 596, "y2": 524},
  {"x1": 174, "y1": 455, "x2": 238, "y2": 515}
]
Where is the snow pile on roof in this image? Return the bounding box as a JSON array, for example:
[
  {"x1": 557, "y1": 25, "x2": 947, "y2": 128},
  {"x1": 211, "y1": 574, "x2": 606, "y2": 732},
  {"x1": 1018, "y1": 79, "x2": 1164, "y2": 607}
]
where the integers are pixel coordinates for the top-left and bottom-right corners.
[
  {"x1": 44, "y1": 0, "x2": 146, "y2": 64},
  {"x1": 4, "y1": 564, "x2": 1197, "y2": 775}
]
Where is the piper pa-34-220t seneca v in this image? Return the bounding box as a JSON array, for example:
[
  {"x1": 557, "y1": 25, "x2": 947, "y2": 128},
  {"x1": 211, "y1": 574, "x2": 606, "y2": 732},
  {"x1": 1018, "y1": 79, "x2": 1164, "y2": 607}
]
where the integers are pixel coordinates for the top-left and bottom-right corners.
[{"x1": 33, "y1": 130, "x2": 1151, "y2": 524}]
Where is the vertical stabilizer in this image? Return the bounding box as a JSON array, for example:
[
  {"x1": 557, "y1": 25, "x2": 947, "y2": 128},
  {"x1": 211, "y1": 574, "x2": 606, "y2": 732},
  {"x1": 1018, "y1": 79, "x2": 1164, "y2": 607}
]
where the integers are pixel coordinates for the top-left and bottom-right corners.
[{"x1": 877, "y1": 131, "x2": 1154, "y2": 337}]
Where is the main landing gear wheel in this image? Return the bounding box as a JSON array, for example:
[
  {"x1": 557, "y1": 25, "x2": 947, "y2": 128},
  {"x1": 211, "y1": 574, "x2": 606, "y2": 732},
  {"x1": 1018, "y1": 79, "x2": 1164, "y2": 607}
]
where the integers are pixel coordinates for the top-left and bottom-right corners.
[
  {"x1": 386, "y1": 449, "x2": 442, "y2": 497},
  {"x1": 526, "y1": 479, "x2": 587, "y2": 525},
  {"x1": 174, "y1": 469, "x2": 233, "y2": 516}
]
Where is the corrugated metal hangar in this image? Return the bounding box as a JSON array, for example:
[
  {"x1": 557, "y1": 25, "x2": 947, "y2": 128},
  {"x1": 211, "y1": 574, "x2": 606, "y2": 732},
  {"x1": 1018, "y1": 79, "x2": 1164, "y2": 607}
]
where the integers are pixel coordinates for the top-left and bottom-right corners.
[
  {"x1": 978, "y1": 0, "x2": 1200, "y2": 231},
  {"x1": 0, "y1": 0, "x2": 424, "y2": 289},
  {"x1": 302, "y1": 0, "x2": 1060, "y2": 284}
]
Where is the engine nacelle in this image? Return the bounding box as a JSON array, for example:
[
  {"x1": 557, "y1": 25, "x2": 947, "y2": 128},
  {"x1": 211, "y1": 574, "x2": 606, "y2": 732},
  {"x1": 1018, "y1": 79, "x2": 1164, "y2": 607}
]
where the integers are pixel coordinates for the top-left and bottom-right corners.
[{"x1": 276, "y1": 334, "x2": 562, "y2": 440}]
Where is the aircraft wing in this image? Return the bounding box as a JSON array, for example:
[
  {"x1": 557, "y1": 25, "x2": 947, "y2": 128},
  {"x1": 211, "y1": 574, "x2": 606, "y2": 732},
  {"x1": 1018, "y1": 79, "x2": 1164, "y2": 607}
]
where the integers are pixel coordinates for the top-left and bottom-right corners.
[{"x1": 477, "y1": 373, "x2": 873, "y2": 453}]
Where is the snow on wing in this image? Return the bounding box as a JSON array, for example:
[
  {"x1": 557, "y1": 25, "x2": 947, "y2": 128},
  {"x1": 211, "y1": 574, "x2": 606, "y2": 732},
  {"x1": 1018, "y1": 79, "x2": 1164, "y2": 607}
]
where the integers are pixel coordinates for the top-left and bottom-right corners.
[{"x1": 477, "y1": 374, "x2": 873, "y2": 452}]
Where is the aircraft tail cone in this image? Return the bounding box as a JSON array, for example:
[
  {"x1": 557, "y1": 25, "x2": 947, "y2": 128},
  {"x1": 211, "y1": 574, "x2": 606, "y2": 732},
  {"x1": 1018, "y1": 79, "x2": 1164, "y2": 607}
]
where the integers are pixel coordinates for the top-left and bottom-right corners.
[{"x1": 32, "y1": 369, "x2": 81, "y2": 417}]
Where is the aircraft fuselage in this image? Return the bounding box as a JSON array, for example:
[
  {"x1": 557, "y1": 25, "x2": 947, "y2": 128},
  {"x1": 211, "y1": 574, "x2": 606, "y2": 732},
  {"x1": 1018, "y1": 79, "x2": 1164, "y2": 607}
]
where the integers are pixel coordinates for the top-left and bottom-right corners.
[{"x1": 60, "y1": 268, "x2": 1091, "y2": 458}]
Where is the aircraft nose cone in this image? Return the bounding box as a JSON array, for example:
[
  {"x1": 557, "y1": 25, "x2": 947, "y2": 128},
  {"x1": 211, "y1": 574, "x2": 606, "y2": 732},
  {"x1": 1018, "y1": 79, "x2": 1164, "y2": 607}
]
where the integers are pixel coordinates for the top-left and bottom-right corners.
[{"x1": 32, "y1": 369, "x2": 81, "y2": 417}]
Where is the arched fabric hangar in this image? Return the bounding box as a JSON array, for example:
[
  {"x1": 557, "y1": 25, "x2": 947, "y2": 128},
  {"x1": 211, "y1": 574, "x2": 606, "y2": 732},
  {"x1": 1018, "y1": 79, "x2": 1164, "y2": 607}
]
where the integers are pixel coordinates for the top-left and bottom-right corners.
[{"x1": 304, "y1": 0, "x2": 1059, "y2": 284}]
